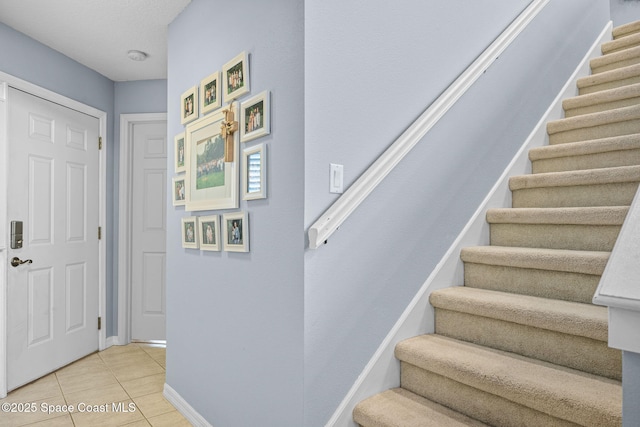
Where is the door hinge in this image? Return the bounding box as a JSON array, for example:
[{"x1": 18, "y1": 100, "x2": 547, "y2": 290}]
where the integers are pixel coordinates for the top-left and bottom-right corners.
[
  {"x1": 98, "y1": 136, "x2": 103, "y2": 150},
  {"x1": 98, "y1": 226, "x2": 102, "y2": 240},
  {"x1": 98, "y1": 317, "x2": 102, "y2": 330}
]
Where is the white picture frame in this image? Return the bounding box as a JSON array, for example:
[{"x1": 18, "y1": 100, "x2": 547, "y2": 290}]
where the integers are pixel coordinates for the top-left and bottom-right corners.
[
  {"x1": 172, "y1": 177, "x2": 186, "y2": 206},
  {"x1": 174, "y1": 132, "x2": 186, "y2": 173},
  {"x1": 222, "y1": 51, "x2": 250, "y2": 103},
  {"x1": 222, "y1": 212, "x2": 249, "y2": 252},
  {"x1": 240, "y1": 91, "x2": 270, "y2": 143},
  {"x1": 180, "y1": 85, "x2": 199, "y2": 125},
  {"x1": 242, "y1": 143, "x2": 267, "y2": 200},
  {"x1": 198, "y1": 215, "x2": 221, "y2": 251},
  {"x1": 184, "y1": 104, "x2": 239, "y2": 211},
  {"x1": 200, "y1": 71, "x2": 221, "y2": 115},
  {"x1": 181, "y1": 216, "x2": 199, "y2": 249}
]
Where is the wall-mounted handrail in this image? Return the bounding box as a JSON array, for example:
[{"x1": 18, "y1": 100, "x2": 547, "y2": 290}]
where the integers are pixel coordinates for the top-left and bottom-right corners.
[{"x1": 307, "y1": 0, "x2": 550, "y2": 250}]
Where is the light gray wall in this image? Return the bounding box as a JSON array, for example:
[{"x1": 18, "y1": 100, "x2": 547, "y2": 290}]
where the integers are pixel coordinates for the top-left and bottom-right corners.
[
  {"x1": 624, "y1": 352, "x2": 640, "y2": 427},
  {"x1": 111, "y1": 80, "x2": 168, "y2": 336},
  {"x1": 165, "y1": 1, "x2": 304, "y2": 426},
  {"x1": 611, "y1": 0, "x2": 640, "y2": 26},
  {"x1": 303, "y1": 0, "x2": 610, "y2": 424},
  {"x1": 0, "y1": 22, "x2": 118, "y2": 335}
]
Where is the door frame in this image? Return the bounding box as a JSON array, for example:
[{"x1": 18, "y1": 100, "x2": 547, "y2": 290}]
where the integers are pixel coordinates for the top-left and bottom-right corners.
[
  {"x1": 0, "y1": 71, "x2": 107, "y2": 398},
  {"x1": 117, "y1": 113, "x2": 167, "y2": 345}
]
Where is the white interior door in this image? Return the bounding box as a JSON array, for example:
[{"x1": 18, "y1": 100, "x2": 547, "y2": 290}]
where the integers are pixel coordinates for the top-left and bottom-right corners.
[
  {"x1": 6, "y1": 88, "x2": 99, "y2": 391},
  {"x1": 130, "y1": 121, "x2": 167, "y2": 341}
]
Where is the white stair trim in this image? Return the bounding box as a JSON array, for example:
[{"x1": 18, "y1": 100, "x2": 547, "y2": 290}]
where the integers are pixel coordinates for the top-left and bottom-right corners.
[{"x1": 324, "y1": 20, "x2": 613, "y2": 427}]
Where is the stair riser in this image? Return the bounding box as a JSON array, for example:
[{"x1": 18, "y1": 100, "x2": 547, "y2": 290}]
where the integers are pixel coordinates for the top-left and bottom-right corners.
[
  {"x1": 564, "y1": 96, "x2": 640, "y2": 117},
  {"x1": 592, "y1": 56, "x2": 640, "y2": 74},
  {"x1": 511, "y1": 181, "x2": 639, "y2": 208},
  {"x1": 464, "y1": 263, "x2": 599, "y2": 304},
  {"x1": 549, "y1": 118, "x2": 640, "y2": 144},
  {"x1": 531, "y1": 149, "x2": 640, "y2": 173},
  {"x1": 614, "y1": 28, "x2": 640, "y2": 41},
  {"x1": 490, "y1": 223, "x2": 621, "y2": 251},
  {"x1": 400, "y1": 363, "x2": 582, "y2": 427},
  {"x1": 579, "y1": 75, "x2": 640, "y2": 95},
  {"x1": 435, "y1": 310, "x2": 622, "y2": 380}
]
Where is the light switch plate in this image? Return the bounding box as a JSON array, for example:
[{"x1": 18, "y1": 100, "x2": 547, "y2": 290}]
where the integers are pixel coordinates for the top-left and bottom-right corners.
[{"x1": 330, "y1": 163, "x2": 344, "y2": 194}]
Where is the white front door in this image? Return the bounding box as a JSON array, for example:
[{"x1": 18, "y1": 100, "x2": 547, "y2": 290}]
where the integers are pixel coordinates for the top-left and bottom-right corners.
[
  {"x1": 6, "y1": 88, "x2": 99, "y2": 390},
  {"x1": 130, "y1": 121, "x2": 167, "y2": 341}
]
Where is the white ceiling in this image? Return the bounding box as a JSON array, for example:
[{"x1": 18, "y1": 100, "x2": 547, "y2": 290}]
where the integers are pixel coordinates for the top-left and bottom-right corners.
[{"x1": 0, "y1": 0, "x2": 191, "y2": 81}]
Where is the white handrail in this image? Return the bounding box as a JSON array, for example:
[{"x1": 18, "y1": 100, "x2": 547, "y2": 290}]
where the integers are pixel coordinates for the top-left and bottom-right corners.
[{"x1": 307, "y1": 0, "x2": 550, "y2": 250}]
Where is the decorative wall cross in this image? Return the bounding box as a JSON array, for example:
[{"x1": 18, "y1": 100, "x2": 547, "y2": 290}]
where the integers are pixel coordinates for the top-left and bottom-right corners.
[{"x1": 221, "y1": 103, "x2": 238, "y2": 162}]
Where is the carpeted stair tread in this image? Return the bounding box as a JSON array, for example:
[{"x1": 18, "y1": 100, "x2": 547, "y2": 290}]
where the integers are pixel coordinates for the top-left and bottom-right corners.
[
  {"x1": 577, "y1": 62, "x2": 640, "y2": 94},
  {"x1": 548, "y1": 103, "x2": 640, "y2": 134},
  {"x1": 562, "y1": 82, "x2": 640, "y2": 117},
  {"x1": 547, "y1": 104, "x2": 640, "y2": 143},
  {"x1": 509, "y1": 164, "x2": 640, "y2": 190},
  {"x1": 430, "y1": 287, "x2": 608, "y2": 341},
  {"x1": 529, "y1": 133, "x2": 640, "y2": 161},
  {"x1": 433, "y1": 290, "x2": 622, "y2": 380},
  {"x1": 529, "y1": 133, "x2": 640, "y2": 173},
  {"x1": 353, "y1": 388, "x2": 489, "y2": 427},
  {"x1": 396, "y1": 335, "x2": 622, "y2": 427},
  {"x1": 613, "y1": 20, "x2": 640, "y2": 40},
  {"x1": 590, "y1": 44, "x2": 640, "y2": 73},
  {"x1": 460, "y1": 246, "x2": 609, "y2": 275},
  {"x1": 486, "y1": 206, "x2": 628, "y2": 225},
  {"x1": 602, "y1": 31, "x2": 640, "y2": 54}
]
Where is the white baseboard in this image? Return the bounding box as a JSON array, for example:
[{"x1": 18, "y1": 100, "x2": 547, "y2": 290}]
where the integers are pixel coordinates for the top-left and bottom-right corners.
[
  {"x1": 105, "y1": 336, "x2": 122, "y2": 349},
  {"x1": 164, "y1": 383, "x2": 214, "y2": 427},
  {"x1": 325, "y1": 21, "x2": 613, "y2": 427}
]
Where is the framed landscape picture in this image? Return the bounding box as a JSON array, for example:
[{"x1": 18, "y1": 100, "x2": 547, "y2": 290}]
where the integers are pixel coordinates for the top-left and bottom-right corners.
[
  {"x1": 180, "y1": 85, "x2": 199, "y2": 125},
  {"x1": 198, "y1": 215, "x2": 220, "y2": 251},
  {"x1": 184, "y1": 104, "x2": 239, "y2": 211},
  {"x1": 200, "y1": 71, "x2": 221, "y2": 115},
  {"x1": 222, "y1": 211, "x2": 249, "y2": 252},
  {"x1": 240, "y1": 91, "x2": 270, "y2": 143},
  {"x1": 222, "y1": 51, "x2": 250, "y2": 103},
  {"x1": 181, "y1": 216, "x2": 199, "y2": 249},
  {"x1": 174, "y1": 132, "x2": 186, "y2": 173}
]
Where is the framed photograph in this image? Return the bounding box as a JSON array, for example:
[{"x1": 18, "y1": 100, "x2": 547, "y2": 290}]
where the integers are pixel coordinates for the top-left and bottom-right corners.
[
  {"x1": 242, "y1": 143, "x2": 267, "y2": 200},
  {"x1": 198, "y1": 215, "x2": 220, "y2": 251},
  {"x1": 174, "y1": 132, "x2": 186, "y2": 173},
  {"x1": 222, "y1": 212, "x2": 249, "y2": 252},
  {"x1": 172, "y1": 177, "x2": 186, "y2": 206},
  {"x1": 200, "y1": 71, "x2": 221, "y2": 115},
  {"x1": 184, "y1": 104, "x2": 239, "y2": 211},
  {"x1": 240, "y1": 91, "x2": 270, "y2": 143},
  {"x1": 181, "y1": 216, "x2": 199, "y2": 249},
  {"x1": 180, "y1": 86, "x2": 199, "y2": 125},
  {"x1": 222, "y1": 51, "x2": 250, "y2": 103}
]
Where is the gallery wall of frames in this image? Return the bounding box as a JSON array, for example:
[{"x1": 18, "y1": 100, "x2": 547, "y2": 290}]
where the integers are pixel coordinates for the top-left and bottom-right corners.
[{"x1": 173, "y1": 51, "x2": 269, "y2": 253}]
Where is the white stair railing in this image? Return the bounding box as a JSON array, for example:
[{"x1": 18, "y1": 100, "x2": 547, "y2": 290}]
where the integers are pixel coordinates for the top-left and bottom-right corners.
[{"x1": 307, "y1": 0, "x2": 550, "y2": 250}]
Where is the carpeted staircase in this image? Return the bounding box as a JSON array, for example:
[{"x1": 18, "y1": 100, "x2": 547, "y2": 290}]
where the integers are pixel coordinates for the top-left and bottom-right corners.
[{"x1": 352, "y1": 20, "x2": 640, "y2": 427}]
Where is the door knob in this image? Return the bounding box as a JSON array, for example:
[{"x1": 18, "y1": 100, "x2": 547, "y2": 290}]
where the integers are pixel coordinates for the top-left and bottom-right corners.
[{"x1": 10, "y1": 257, "x2": 32, "y2": 267}]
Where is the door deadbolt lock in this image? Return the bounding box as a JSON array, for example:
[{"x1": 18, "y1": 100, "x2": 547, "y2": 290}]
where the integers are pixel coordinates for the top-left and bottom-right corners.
[
  {"x1": 10, "y1": 220, "x2": 23, "y2": 249},
  {"x1": 10, "y1": 257, "x2": 33, "y2": 267}
]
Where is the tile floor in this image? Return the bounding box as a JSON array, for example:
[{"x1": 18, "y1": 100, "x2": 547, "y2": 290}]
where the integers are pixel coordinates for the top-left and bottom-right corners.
[{"x1": 0, "y1": 343, "x2": 191, "y2": 427}]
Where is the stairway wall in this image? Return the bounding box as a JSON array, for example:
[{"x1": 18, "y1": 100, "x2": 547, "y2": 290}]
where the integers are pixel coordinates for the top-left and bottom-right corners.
[
  {"x1": 304, "y1": 1, "x2": 611, "y2": 425},
  {"x1": 611, "y1": 0, "x2": 640, "y2": 27}
]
